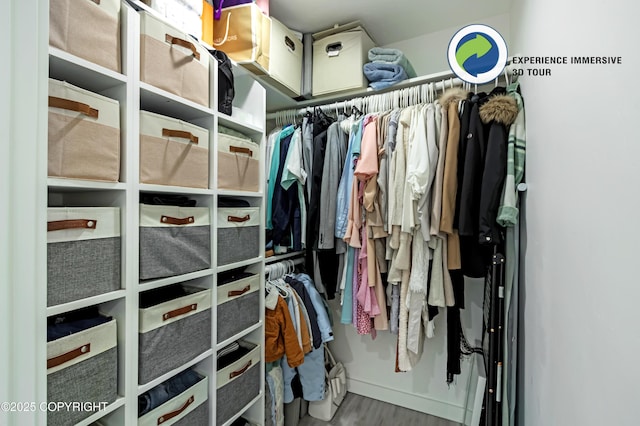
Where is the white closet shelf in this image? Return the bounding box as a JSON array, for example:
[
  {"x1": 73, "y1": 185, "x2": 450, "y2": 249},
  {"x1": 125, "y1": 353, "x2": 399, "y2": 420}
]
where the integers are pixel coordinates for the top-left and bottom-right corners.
[
  {"x1": 217, "y1": 257, "x2": 264, "y2": 273},
  {"x1": 217, "y1": 189, "x2": 264, "y2": 198},
  {"x1": 221, "y1": 392, "x2": 264, "y2": 426},
  {"x1": 265, "y1": 251, "x2": 305, "y2": 264},
  {"x1": 139, "y1": 183, "x2": 214, "y2": 196},
  {"x1": 46, "y1": 290, "x2": 127, "y2": 317},
  {"x1": 74, "y1": 396, "x2": 126, "y2": 426},
  {"x1": 216, "y1": 321, "x2": 263, "y2": 351},
  {"x1": 49, "y1": 47, "x2": 127, "y2": 93},
  {"x1": 140, "y1": 82, "x2": 215, "y2": 121},
  {"x1": 48, "y1": 178, "x2": 127, "y2": 192},
  {"x1": 218, "y1": 112, "x2": 264, "y2": 135},
  {"x1": 137, "y1": 349, "x2": 213, "y2": 395},
  {"x1": 139, "y1": 269, "x2": 214, "y2": 291}
]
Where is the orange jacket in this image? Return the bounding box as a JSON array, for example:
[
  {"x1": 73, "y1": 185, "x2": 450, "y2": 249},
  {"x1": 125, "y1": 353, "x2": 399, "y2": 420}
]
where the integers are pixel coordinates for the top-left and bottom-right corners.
[{"x1": 265, "y1": 295, "x2": 304, "y2": 367}]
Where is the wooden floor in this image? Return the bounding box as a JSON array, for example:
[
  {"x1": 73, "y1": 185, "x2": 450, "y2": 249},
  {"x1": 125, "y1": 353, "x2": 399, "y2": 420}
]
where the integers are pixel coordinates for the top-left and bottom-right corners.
[{"x1": 297, "y1": 393, "x2": 460, "y2": 426}]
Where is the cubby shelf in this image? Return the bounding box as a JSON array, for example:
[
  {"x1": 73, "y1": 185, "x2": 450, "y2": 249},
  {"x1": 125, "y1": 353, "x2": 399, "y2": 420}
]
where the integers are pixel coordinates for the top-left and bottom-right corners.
[
  {"x1": 46, "y1": 290, "x2": 128, "y2": 317},
  {"x1": 75, "y1": 397, "x2": 126, "y2": 426}
]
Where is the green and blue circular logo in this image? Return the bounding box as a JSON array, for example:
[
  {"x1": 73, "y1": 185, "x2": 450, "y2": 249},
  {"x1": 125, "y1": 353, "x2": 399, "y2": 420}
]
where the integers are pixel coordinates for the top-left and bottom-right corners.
[{"x1": 448, "y1": 24, "x2": 508, "y2": 84}]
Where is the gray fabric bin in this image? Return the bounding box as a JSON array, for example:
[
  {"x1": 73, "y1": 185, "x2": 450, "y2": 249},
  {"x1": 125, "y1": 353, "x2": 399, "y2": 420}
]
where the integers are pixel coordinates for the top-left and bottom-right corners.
[
  {"x1": 217, "y1": 207, "x2": 260, "y2": 266},
  {"x1": 216, "y1": 341, "x2": 261, "y2": 425},
  {"x1": 47, "y1": 319, "x2": 118, "y2": 426},
  {"x1": 47, "y1": 207, "x2": 121, "y2": 306},
  {"x1": 139, "y1": 286, "x2": 212, "y2": 385},
  {"x1": 217, "y1": 274, "x2": 260, "y2": 343},
  {"x1": 138, "y1": 374, "x2": 209, "y2": 426},
  {"x1": 139, "y1": 204, "x2": 211, "y2": 280}
]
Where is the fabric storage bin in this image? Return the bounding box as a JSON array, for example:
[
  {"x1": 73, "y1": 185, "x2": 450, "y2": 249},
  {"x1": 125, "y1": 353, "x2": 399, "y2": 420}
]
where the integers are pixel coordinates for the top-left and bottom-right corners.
[
  {"x1": 140, "y1": 11, "x2": 210, "y2": 107},
  {"x1": 47, "y1": 318, "x2": 118, "y2": 426},
  {"x1": 139, "y1": 204, "x2": 211, "y2": 280},
  {"x1": 139, "y1": 285, "x2": 212, "y2": 384},
  {"x1": 140, "y1": 111, "x2": 210, "y2": 189},
  {"x1": 267, "y1": 18, "x2": 303, "y2": 97},
  {"x1": 49, "y1": 78, "x2": 121, "y2": 182},
  {"x1": 218, "y1": 133, "x2": 260, "y2": 192},
  {"x1": 216, "y1": 341, "x2": 261, "y2": 425},
  {"x1": 217, "y1": 272, "x2": 260, "y2": 342},
  {"x1": 312, "y1": 21, "x2": 375, "y2": 96},
  {"x1": 47, "y1": 207, "x2": 121, "y2": 306},
  {"x1": 50, "y1": 0, "x2": 121, "y2": 72},
  {"x1": 212, "y1": 3, "x2": 271, "y2": 75},
  {"x1": 217, "y1": 207, "x2": 260, "y2": 266},
  {"x1": 138, "y1": 372, "x2": 209, "y2": 426}
]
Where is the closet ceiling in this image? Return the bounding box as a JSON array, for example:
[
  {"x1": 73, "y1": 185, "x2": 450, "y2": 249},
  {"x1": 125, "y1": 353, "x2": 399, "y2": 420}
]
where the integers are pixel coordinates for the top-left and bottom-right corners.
[{"x1": 269, "y1": 0, "x2": 511, "y2": 45}]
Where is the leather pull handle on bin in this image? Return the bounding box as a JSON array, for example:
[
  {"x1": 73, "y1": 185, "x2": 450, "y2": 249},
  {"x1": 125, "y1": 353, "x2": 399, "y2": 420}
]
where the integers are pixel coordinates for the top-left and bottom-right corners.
[
  {"x1": 227, "y1": 215, "x2": 250, "y2": 223},
  {"x1": 49, "y1": 96, "x2": 99, "y2": 118},
  {"x1": 162, "y1": 128, "x2": 199, "y2": 144},
  {"x1": 229, "y1": 146, "x2": 253, "y2": 157},
  {"x1": 47, "y1": 344, "x2": 91, "y2": 369},
  {"x1": 160, "y1": 215, "x2": 195, "y2": 225},
  {"x1": 228, "y1": 285, "x2": 251, "y2": 297},
  {"x1": 165, "y1": 34, "x2": 201, "y2": 60},
  {"x1": 163, "y1": 304, "x2": 197, "y2": 321},
  {"x1": 157, "y1": 395, "x2": 194, "y2": 425},
  {"x1": 229, "y1": 360, "x2": 252, "y2": 379},
  {"x1": 47, "y1": 219, "x2": 97, "y2": 232}
]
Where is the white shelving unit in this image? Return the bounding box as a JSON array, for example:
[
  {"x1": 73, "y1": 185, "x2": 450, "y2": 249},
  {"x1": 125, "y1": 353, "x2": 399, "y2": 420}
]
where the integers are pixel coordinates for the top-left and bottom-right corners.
[{"x1": 42, "y1": 2, "x2": 267, "y2": 425}]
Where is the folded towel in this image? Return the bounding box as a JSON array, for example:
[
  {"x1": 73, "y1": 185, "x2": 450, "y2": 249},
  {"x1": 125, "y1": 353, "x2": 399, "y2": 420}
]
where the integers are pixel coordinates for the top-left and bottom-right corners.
[
  {"x1": 368, "y1": 47, "x2": 417, "y2": 78},
  {"x1": 363, "y1": 62, "x2": 409, "y2": 90}
]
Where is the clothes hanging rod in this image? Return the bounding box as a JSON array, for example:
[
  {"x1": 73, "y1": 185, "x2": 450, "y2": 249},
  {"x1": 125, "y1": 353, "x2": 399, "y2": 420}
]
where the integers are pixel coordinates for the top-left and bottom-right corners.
[
  {"x1": 266, "y1": 61, "x2": 518, "y2": 120},
  {"x1": 265, "y1": 257, "x2": 305, "y2": 276}
]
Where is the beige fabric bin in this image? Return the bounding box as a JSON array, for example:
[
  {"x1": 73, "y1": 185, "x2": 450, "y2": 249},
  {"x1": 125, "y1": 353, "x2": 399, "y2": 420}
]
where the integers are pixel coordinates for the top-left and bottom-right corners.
[
  {"x1": 217, "y1": 133, "x2": 260, "y2": 192},
  {"x1": 48, "y1": 79, "x2": 120, "y2": 182},
  {"x1": 140, "y1": 111, "x2": 209, "y2": 189},
  {"x1": 50, "y1": 0, "x2": 121, "y2": 72},
  {"x1": 268, "y1": 18, "x2": 303, "y2": 97},
  {"x1": 140, "y1": 11, "x2": 210, "y2": 107}
]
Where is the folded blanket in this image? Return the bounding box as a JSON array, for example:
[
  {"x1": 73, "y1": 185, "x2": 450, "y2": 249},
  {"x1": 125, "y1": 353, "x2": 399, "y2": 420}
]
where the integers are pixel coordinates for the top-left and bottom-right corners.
[
  {"x1": 368, "y1": 47, "x2": 417, "y2": 78},
  {"x1": 363, "y1": 62, "x2": 408, "y2": 90}
]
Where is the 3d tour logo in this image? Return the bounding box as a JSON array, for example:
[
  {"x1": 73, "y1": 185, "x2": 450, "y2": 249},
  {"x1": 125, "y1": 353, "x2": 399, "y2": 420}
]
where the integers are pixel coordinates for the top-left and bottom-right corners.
[{"x1": 448, "y1": 24, "x2": 508, "y2": 84}]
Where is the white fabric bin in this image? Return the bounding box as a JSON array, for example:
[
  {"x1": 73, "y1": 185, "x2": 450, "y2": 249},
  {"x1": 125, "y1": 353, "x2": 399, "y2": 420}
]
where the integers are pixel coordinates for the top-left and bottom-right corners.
[
  {"x1": 217, "y1": 273, "x2": 260, "y2": 342},
  {"x1": 312, "y1": 22, "x2": 375, "y2": 96},
  {"x1": 268, "y1": 18, "x2": 303, "y2": 97}
]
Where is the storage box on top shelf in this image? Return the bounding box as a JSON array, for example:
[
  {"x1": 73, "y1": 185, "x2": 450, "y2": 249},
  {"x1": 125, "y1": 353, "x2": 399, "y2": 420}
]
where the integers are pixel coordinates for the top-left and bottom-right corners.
[
  {"x1": 48, "y1": 78, "x2": 121, "y2": 182},
  {"x1": 47, "y1": 207, "x2": 121, "y2": 307},
  {"x1": 312, "y1": 21, "x2": 376, "y2": 96},
  {"x1": 211, "y1": 3, "x2": 271, "y2": 75},
  {"x1": 138, "y1": 284, "x2": 212, "y2": 385},
  {"x1": 50, "y1": 0, "x2": 121, "y2": 72},
  {"x1": 47, "y1": 309, "x2": 118, "y2": 426},
  {"x1": 140, "y1": 111, "x2": 210, "y2": 189},
  {"x1": 263, "y1": 17, "x2": 303, "y2": 97},
  {"x1": 140, "y1": 10, "x2": 210, "y2": 107}
]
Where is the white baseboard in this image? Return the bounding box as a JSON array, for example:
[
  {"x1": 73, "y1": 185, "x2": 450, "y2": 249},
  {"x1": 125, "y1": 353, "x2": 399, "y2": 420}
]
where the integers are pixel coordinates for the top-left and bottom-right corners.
[{"x1": 346, "y1": 377, "x2": 466, "y2": 424}]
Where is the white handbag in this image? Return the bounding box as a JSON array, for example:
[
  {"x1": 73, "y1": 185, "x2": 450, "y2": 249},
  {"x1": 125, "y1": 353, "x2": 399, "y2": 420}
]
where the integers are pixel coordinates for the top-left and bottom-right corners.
[{"x1": 307, "y1": 345, "x2": 347, "y2": 421}]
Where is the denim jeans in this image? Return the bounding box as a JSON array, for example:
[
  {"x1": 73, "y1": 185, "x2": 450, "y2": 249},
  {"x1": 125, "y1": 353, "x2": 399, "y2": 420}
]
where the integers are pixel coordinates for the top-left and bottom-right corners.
[{"x1": 138, "y1": 369, "x2": 202, "y2": 416}]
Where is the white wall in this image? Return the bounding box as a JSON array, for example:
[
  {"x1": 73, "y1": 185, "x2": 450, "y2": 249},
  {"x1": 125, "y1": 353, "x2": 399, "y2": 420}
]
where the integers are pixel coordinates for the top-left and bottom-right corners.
[
  {"x1": 509, "y1": 1, "x2": 640, "y2": 425},
  {"x1": 328, "y1": 278, "x2": 485, "y2": 422},
  {"x1": 382, "y1": 13, "x2": 511, "y2": 76}
]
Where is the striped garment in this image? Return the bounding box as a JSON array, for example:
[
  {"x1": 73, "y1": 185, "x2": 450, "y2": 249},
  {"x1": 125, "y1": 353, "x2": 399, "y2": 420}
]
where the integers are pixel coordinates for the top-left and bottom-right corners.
[{"x1": 497, "y1": 83, "x2": 526, "y2": 227}]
